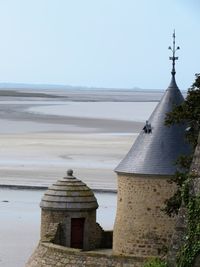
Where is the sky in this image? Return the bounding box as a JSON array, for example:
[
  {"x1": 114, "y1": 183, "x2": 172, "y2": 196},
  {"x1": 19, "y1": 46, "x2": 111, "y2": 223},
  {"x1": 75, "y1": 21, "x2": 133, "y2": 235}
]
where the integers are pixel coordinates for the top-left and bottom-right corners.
[{"x1": 0, "y1": 0, "x2": 199, "y2": 90}]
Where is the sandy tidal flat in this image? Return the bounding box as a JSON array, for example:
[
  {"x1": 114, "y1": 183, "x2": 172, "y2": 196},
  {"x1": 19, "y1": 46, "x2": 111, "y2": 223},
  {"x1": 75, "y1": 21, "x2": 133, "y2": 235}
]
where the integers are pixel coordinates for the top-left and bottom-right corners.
[
  {"x1": 28, "y1": 101, "x2": 157, "y2": 122},
  {"x1": 0, "y1": 91, "x2": 158, "y2": 267},
  {"x1": 0, "y1": 133, "x2": 137, "y2": 190},
  {"x1": 0, "y1": 97, "x2": 157, "y2": 189}
]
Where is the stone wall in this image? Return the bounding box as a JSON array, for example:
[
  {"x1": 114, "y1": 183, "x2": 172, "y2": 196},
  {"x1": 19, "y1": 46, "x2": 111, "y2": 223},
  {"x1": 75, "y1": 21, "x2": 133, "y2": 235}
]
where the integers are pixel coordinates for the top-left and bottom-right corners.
[
  {"x1": 41, "y1": 209, "x2": 102, "y2": 250},
  {"x1": 26, "y1": 242, "x2": 147, "y2": 267},
  {"x1": 113, "y1": 174, "x2": 177, "y2": 257},
  {"x1": 40, "y1": 210, "x2": 67, "y2": 242}
]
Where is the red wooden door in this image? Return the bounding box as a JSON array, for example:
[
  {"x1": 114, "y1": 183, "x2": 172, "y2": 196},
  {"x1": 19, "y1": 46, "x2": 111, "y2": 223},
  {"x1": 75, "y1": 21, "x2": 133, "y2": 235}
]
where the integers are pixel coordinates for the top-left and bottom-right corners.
[{"x1": 71, "y1": 218, "x2": 85, "y2": 249}]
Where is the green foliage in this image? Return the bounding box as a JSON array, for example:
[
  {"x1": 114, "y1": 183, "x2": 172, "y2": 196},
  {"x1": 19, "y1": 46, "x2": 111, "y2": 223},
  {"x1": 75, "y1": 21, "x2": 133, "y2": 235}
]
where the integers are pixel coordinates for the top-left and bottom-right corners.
[
  {"x1": 163, "y1": 173, "x2": 200, "y2": 266},
  {"x1": 176, "y1": 155, "x2": 193, "y2": 170},
  {"x1": 163, "y1": 188, "x2": 182, "y2": 216},
  {"x1": 163, "y1": 74, "x2": 200, "y2": 216},
  {"x1": 164, "y1": 164, "x2": 200, "y2": 266},
  {"x1": 177, "y1": 175, "x2": 200, "y2": 267},
  {"x1": 165, "y1": 73, "x2": 200, "y2": 149},
  {"x1": 163, "y1": 73, "x2": 200, "y2": 265},
  {"x1": 163, "y1": 172, "x2": 188, "y2": 217},
  {"x1": 143, "y1": 258, "x2": 167, "y2": 267}
]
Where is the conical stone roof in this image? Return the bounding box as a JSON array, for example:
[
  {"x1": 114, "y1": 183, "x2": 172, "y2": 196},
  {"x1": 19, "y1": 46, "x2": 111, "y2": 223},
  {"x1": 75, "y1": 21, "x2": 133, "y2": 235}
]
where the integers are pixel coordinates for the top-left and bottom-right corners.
[
  {"x1": 115, "y1": 75, "x2": 191, "y2": 176},
  {"x1": 40, "y1": 170, "x2": 98, "y2": 211}
]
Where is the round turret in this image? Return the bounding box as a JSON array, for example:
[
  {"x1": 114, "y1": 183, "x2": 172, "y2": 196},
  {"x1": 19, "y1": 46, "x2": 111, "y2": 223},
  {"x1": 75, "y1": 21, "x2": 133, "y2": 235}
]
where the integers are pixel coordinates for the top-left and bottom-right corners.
[
  {"x1": 113, "y1": 73, "x2": 191, "y2": 257},
  {"x1": 40, "y1": 170, "x2": 100, "y2": 250}
]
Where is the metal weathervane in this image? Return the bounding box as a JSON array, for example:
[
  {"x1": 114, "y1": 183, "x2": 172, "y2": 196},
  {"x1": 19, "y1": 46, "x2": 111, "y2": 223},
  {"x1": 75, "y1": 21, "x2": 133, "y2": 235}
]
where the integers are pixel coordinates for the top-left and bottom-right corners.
[{"x1": 168, "y1": 30, "x2": 180, "y2": 76}]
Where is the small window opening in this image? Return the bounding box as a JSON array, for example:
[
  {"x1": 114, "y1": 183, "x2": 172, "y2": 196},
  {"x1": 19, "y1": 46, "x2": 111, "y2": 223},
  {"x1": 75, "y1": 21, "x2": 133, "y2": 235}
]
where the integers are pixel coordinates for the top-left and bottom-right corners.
[{"x1": 143, "y1": 120, "x2": 152, "y2": 134}]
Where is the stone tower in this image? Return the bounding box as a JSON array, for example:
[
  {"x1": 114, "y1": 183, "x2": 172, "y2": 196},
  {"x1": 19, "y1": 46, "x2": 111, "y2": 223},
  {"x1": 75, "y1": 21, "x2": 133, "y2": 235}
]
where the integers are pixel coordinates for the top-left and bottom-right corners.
[
  {"x1": 113, "y1": 32, "x2": 191, "y2": 257},
  {"x1": 40, "y1": 169, "x2": 101, "y2": 250}
]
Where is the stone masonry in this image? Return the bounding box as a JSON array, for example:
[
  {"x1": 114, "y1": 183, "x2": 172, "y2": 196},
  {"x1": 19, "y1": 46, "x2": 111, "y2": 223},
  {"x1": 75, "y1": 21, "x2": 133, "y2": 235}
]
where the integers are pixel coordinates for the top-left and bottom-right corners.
[
  {"x1": 113, "y1": 174, "x2": 177, "y2": 256},
  {"x1": 26, "y1": 241, "x2": 147, "y2": 267}
]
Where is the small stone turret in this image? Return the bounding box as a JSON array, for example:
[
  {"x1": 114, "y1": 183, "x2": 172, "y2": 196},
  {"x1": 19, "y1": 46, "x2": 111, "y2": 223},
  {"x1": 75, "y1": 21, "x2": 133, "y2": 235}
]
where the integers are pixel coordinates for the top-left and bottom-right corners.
[{"x1": 40, "y1": 170, "x2": 101, "y2": 250}]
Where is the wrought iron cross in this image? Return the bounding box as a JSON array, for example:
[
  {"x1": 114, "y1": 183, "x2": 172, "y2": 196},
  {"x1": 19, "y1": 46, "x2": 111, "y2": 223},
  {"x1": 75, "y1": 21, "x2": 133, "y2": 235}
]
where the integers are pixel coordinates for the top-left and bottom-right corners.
[{"x1": 168, "y1": 30, "x2": 180, "y2": 76}]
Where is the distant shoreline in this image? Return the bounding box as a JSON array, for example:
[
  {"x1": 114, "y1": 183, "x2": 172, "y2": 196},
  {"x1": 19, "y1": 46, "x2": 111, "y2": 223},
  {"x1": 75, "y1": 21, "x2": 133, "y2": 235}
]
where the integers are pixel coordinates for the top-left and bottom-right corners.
[
  {"x1": 0, "y1": 184, "x2": 117, "y2": 193},
  {"x1": 0, "y1": 89, "x2": 63, "y2": 99},
  {"x1": 0, "y1": 82, "x2": 166, "y2": 91},
  {"x1": 0, "y1": 88, "x2": 163, "y2": 102}
]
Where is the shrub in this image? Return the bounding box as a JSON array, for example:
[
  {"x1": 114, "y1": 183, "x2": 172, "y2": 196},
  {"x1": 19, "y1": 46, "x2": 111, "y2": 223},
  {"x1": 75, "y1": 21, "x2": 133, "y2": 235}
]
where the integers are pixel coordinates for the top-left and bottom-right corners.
[{"x1": 143, "y1": 258, "x2": 167, "y2": 267}]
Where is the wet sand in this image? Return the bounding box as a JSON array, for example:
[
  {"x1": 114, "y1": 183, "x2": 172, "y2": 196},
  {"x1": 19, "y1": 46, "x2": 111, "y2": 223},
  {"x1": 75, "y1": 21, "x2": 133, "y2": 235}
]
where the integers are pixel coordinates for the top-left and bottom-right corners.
[
  {"x1": 0, "y1": 133, "x2": 137, "y2": 190},
  {"x1": 0, "y1": 94, "x2": 157, "y2": 190},
  {"x1": 0, "y1": 101, "x2": 147, "y2": 134},
  {"x1": 0, "y1": 90, "x2": 158, "y2": 267}
]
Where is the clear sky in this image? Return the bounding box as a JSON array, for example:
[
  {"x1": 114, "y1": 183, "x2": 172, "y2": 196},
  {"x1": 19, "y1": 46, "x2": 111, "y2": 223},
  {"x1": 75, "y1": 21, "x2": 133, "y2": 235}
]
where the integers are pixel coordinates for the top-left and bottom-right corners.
[{"x1": 0, "y1": 0, "x2": 199, "y2": 90}]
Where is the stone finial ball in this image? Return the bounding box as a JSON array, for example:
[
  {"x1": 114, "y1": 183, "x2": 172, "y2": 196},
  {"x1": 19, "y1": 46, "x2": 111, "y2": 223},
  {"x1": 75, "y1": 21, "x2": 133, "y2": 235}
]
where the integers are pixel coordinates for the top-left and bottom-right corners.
[{"x1": 67, "y1": 169, "x2": 73, "y2": 176}]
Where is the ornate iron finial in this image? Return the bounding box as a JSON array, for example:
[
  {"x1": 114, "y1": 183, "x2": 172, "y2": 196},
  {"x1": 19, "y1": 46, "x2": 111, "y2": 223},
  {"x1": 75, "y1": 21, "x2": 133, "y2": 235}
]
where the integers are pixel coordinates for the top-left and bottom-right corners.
[
  {"x1": 168, "y1": 30, "x2": 180, "y2": 76},
  {"x1": 67, "y1": 169, "x2": 73, "y2": 176}
]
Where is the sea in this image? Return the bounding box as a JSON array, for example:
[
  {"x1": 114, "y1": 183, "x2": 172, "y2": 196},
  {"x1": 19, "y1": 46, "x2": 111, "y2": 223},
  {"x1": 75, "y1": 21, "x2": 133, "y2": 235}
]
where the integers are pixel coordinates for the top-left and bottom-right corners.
[{"x1": 0, "y1": 88, "x2": 163, "y2": 267}]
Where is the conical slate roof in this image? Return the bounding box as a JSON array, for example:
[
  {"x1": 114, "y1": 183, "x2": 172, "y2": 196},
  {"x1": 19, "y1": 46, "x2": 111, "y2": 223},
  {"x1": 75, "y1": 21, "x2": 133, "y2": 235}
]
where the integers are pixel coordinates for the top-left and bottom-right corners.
[
  {"x1": 40, "y1": 170, "x2": 98, "y2": 210},
  {"x1": 115, "y1": 75, "x2": 191, "y2": 176}
]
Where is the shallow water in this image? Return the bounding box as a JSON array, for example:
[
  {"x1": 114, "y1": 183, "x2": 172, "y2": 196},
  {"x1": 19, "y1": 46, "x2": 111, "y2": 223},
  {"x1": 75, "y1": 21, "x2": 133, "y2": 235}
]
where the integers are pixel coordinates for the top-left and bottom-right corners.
[
  {"x1": 0, "y1": 188, "x2": 117, "y2": 267},
  {"x1": 0, "y1": 99, "x2": 157, "y2": 267},
  {"x1": 28, "y1": 101, "x2": 157, "y2": 122}
]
